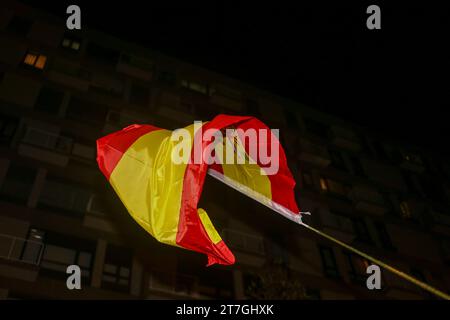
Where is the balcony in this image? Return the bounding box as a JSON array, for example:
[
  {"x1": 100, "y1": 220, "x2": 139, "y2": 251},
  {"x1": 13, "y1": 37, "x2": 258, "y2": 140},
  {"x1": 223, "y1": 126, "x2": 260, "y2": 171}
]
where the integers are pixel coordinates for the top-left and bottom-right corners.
[
  {"x1": 319, "y1": 210, "x2": 355, "y2": 243},
  {"x1": 148, "y1": 271, "x2": 200, "y2": 299},
  {"x1": 18, "y1": 127, "x2": 71, "y2": 166},
  {"x1": 82, "y1": 195, "x2": 118, "y2": 233},
  {"x1": 117, "y1": 54, "x2": 153, "y2": 81},
  {"x1": 297, "y1": 138, "x2": 331, "y2": 167},
  {"x1": 329, "y1": 126, "x2": 361, "y2": 152},
  {"x1": 0, "y1": 233, "x2": 43, "y2": 282},
  {"x1": 349, "y1": 185, "x2": 387, "y2": 216},
  {"x1": 47, "y1": 58, "x2": 90, "y2": 91}
]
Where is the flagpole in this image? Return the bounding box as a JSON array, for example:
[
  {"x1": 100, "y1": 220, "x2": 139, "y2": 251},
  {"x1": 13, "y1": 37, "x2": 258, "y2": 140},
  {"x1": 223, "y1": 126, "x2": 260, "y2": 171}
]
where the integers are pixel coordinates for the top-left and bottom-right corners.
[{"x1": 207, "y1": 169, "x2": 450, "y2": 300}]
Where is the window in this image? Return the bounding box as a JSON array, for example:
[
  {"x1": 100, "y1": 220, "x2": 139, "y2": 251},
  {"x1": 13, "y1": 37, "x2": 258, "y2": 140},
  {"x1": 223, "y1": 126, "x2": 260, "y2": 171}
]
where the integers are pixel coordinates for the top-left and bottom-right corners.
[
  {"x1": 20, "y1": 228, "x2": 45, "y2": 265},
  {"x1": 38, "y1": 175, "x2": 92, "y2": 218},
  {"x1": 0, "y1": 114, "x2": 19, "y2": 145},
  {"x1": 90, "y1": 73, "x2": 124, "y2": 97},
  {"x1": 352, "y1": 218, "x2": 373, "y2": 244},
  {"x1": 319, "y1": 246, "x2": 340, "y2": 278},
  {"x1": 350, "y1": 156, "x2": 366, "y2": 178},
  {"x1": 61, "y1": 33, "x2": 82, "y2": 52},
  {"x1": 319, "y1": 177, "x2": 349, "y2": 198},
  {"x1": 329, "y1": 149, "x2": 347, "y2": 172},
  {"x1": 343, "y1": 252, "x2": 370, "y2": 285},
  {"x1": 86, "y1": 42, "x2": 120, "y2": 66},
  {"x1": 129, "y1": 83, "x2": 150, "y2": 106},
  {"x1": 6, "y1": 16, "x2": 32, "y2": 36},
  {"x1": 181, "y1": 79, "x2": 209, "y2": 95},
  {"x1": 158, "y1": 71, "x2": 176, "y2": 85},
  {"x1": 66, "y1": 97, "x2": 108, "y2": 124},
  {"x1": 34, "y1": 87, "x2": 64, "y2": 114},
  {"x1": 374, "y1": 222, "x2": 395, "y2": 250},
  {"x1": 401, "y1": 171, "x2": 420, "y2": 196},
  {"x1": 40, "y1": 232, "x2": 95, "y2": 281},
  {"x1": 0, "y1": 162, "x2": 36, "y2": 204},
  {"x1": 22, "y1": 51, "x2": 47, "y2": 70},
  {"x1": 102, "y1": 244, "x2": 132, "y2": 293}
]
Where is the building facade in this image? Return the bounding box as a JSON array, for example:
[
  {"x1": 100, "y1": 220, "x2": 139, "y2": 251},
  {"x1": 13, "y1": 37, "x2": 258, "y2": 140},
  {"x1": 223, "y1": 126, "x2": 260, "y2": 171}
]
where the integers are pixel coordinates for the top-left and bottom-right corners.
[{"x1": 0, "y1": 0, "x2": 450, "y2": 299}]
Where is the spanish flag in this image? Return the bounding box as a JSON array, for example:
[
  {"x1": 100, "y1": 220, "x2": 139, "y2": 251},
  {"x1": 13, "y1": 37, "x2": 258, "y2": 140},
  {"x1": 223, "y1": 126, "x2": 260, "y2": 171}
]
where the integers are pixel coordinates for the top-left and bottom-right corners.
[{"x1": 96, "y1": 114, "x2": 299, "y2": 266}]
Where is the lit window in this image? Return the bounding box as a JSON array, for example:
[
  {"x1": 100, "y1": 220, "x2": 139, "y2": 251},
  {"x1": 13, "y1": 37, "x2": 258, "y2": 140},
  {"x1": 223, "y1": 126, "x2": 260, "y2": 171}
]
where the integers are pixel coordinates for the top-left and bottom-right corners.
[
  {"x1": 23, "y1": 51, "x2": 47, "y2": 70},
  {"x1": 61, "y1": 34, "x2": 82, "y2": 52},
  {"x1": 400, "y1": 201, "x2": 411, "y2": 219}
]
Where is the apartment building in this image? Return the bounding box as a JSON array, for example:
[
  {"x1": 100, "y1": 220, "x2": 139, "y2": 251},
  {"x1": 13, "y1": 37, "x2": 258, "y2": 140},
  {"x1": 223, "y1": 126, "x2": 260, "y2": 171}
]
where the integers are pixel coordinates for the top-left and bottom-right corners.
[{"x1": 0, "y1": 0, "x2": 450, "y2": 300}]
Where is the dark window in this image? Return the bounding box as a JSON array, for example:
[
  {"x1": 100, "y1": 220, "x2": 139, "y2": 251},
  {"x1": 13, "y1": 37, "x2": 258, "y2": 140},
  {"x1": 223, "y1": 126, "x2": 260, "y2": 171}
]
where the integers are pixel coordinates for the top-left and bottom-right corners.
[
  {"x1": 6, "y1": 16, "x2": 32, "y2": 36},
  {"x1": 61, "y1": 33, "x2": 82, "y2": 52},
  {"x1": 0, "y1": 114, "x2": 19, "y2": 145},
  {"x1": 21, "y1": 228, "x2": 45, "y2": 265},
  {"x1": 158, "y1": 71, "x2": 176, "y2": 85},
  {"x1": 401, "y1": 171, "x2": 420, "y2": 196},
  {"x1": 246, "y1": 99, "x2": 260, "y2": 116},
  {"x1": 102, "y1": 244, "x2": 132, "y2": 293},
  {"x1": 40, "y1": 232, "x2": 95, "y2": 281},
  {"x1": 34, "y1": 87, "x2": 64, "y2": 114},
  {"x1": 66, "y1": 97, "x2": 108, "y2": 124},
  {"x1": 343, "y1": 251, "x2": 370, "y2": 286},
  {"x1": 37, "y1": 175, "x2": 91, "y2": 218},
  {"x1": 329, "y1": 149, "x2": 348, "y2": 172},
  {"x1": 319, "y1": 246, "x2": 340, "y2": 278},
  {"x1": 129, "y1": 83, "x2": 150, "y2": 106},
  {"x1": 86, "y1": 42, "x2": 120, "y2": 66},
  {"x1": 197, "y1": 269, "x2": 233, "y2": 299},
  {"x1": 374, "y1": 222, "x2": 395, "y2": 250},
  {"x1": 352, "y1": 218, "x2": 373, "y2": 244},
  {"x1": 0, "y1": 163, "x2": 36, "y2": 204},
  {"x1": 350, "y1": 156, "x2": 366, "y2": 177}
]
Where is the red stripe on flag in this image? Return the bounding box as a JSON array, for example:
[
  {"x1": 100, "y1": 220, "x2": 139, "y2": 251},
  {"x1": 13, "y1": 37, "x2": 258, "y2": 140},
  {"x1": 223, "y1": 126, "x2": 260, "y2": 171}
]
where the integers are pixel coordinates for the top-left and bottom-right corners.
[{"x1": 96, "y1": 124, "x2": 160, "y2": 180}]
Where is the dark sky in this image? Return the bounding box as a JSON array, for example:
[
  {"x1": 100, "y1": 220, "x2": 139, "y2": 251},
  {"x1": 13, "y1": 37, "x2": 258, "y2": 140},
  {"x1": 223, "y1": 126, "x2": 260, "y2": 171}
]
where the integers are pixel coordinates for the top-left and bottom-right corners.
[{"x1": 22, "y1": 1, "x2": 450, "y2": 157}]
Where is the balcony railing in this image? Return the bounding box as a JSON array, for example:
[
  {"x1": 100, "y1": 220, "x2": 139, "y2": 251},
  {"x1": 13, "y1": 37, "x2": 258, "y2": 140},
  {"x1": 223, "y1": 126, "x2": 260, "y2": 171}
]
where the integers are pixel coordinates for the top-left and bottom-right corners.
[
  {"x1": 222, "y1": 228, "x2": 265, "y2": 255},
  {"x1": 0, "y1": 233, "x2": 44, "y2": 266},
  {"x1": 148, "y1": 271, "x2": 198, "y2": 297}
]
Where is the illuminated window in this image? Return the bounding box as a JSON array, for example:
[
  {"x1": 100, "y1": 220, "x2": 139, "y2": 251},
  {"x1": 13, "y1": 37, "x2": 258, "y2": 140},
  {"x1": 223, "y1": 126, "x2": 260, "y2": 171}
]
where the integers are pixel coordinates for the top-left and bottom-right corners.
[
  {"x1": 23, "y1": 51, "x2": 47, "y2": 70},
  {"x1": 61, "y1": 34, "x2": 82, "y2": 52},
  {"x1": 400, "y1": 201, "x2": 412, "y2": 219}
]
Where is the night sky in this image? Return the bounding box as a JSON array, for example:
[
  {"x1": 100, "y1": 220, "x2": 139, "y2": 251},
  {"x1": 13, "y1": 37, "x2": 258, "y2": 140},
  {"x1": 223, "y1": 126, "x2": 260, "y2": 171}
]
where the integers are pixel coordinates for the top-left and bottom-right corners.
[{"x1": 22, "y1": 1, "x2": 450, "y2": 157}]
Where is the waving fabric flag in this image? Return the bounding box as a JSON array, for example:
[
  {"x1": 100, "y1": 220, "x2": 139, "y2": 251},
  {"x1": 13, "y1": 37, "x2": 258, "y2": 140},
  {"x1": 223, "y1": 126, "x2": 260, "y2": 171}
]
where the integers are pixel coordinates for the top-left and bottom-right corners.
[{"x1": 96, "y1": 114, "x2": 300, "y2": 266}]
